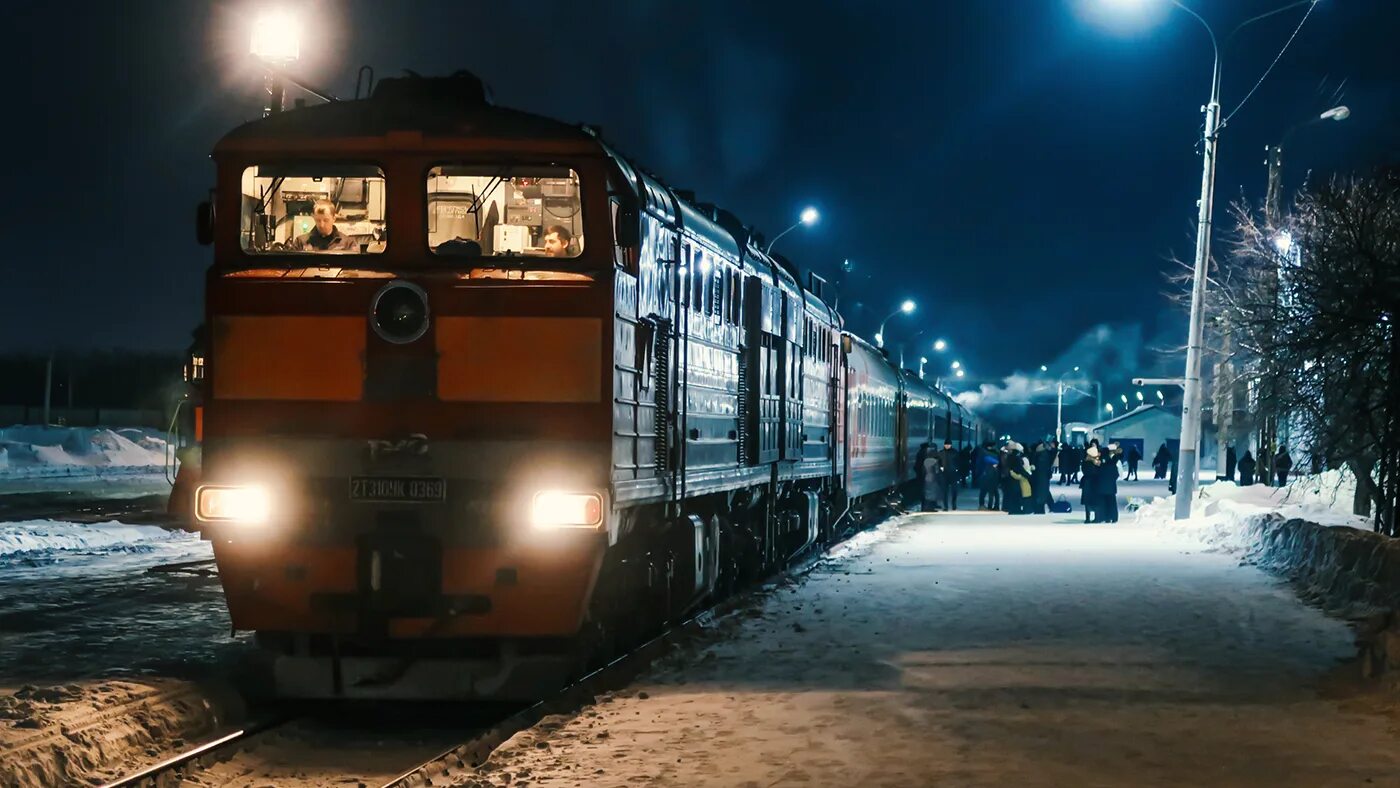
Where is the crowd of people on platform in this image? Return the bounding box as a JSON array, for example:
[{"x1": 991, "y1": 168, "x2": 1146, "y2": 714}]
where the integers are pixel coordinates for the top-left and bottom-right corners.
[{"x1": 913, "y1": 435, "x2": 1297, "y2": 524}]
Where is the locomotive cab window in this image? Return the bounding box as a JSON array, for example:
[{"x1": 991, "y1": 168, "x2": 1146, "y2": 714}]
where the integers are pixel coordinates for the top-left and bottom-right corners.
[
  {"x1": 427, "y1": 165, "x2": 584, "y2": 258},
  {"x1": 239, "y1": 165, "x2": 386, "y2": 254}
]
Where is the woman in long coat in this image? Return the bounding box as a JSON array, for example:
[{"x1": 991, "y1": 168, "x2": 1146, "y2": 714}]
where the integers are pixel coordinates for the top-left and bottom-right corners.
[
  {"x1": 1080, "y1": 446, "x2": 1101, "y2": 523},
  {"x1": 1100, "y1": 444, "x2": 1121, "y2": 523}
]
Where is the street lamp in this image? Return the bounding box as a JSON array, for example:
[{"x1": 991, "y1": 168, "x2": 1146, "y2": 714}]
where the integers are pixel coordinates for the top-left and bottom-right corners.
[
  {"x1": 1121, "y1": 394, "x2": 1130, "y2": 409},
  {"x1": 1157, "y1": 390, "x2": 1165, "y2": 402},
  {"x1": 1099, "y1": 0, "x2": 1323, "y2": 520},
  {"x1": 951, "y1": 360, "x2": 962, "y2": 370},
  {"x1": 933, "y1": 338, "x2": 947, "y2": 352},
  {"x1": 874, "y1": 300, "x2": 915, "y2": 349},
  {"x1": 1040, "y1": 365, "x2": 1049, "y2": 373},
  {"x1": 1106, "y1": 403, "x2": 1115, "y2": 416},
  {"x1": 1136, "y1": 391, "x2": 1145, "y2": 403},
  {"x1": 919, "y1": 356, "x2": 929, "y2": 379},
  {"x1": 1265, "y1": 105, "x2": 1350, "y2": 224},
  {"x1": 765, "y1": 206, "x2": 819, "y2": 255}
]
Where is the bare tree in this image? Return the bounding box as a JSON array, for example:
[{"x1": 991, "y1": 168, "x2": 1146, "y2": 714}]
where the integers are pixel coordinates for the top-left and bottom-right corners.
[{"x1": 1217, "y1": 170, "x2": 1400, "y2": 534}]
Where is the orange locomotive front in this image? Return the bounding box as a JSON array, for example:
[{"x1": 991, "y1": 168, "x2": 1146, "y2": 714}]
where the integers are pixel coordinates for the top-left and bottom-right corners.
[{"x1": 194, "y1": 75, "x2": 625, "y2": 699}]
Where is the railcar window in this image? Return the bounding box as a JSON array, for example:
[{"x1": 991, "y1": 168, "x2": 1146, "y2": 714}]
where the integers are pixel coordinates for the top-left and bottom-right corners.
[
  {"x1": 427, "y1": 165, "x2": 584, "y2": 258},
  {"x1": 239, "y1": 165, "x2": 386, "y2": 254}
]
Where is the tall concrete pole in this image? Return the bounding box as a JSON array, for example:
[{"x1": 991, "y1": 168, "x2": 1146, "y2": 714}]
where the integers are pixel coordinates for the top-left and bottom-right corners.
[{"x1": 1175, "y1": 56, "x2": 1223, "y2": 520}]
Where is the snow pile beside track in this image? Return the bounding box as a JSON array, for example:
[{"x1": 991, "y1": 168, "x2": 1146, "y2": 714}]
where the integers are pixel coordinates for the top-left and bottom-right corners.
[
  {"x1": 0, "y1": 425, "x2": 169, "y2": 480},
  {"x1": 1136, "y1": 472, "x2": 1400, "y2": 679},
  {"x1": 0, "y1": 520, "x2": 190, "y2": 558},
  {"x1": 0, "y1": 679, "x2": 243, "y2": 788}
]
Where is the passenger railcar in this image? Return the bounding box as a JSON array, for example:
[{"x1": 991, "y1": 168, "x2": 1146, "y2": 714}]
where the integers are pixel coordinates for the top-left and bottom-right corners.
[{"x1": 182, "y1": 72, "x2": 986, "y2": 699}]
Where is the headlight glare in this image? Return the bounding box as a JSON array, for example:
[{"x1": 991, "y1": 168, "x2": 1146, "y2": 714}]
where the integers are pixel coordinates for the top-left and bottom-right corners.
[
  {"x1": 196, "y1": 485, "x2": 271, "y2": 524},
  {"x1": 532, "y1": 491, "x2": 603, "y2": 528}
]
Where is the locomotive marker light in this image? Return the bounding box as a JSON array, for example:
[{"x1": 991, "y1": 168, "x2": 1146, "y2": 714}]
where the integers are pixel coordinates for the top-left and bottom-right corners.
[
  {"x1": 531, "y1": 491, "x2": 604, "y2": 529},
  {"x1": 196, "y1": 484, "x2": 272, "y2": 524}
]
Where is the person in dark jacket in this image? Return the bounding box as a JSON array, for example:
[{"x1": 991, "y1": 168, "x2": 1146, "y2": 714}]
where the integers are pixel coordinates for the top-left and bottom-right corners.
[
  {"x1": 1152, "y1": 442, "x2": 1171, "y2": 479},
  {"x1": 971, "y1": 443, "x2": 986, "y2": 488},
  {"x1": 1080, "y1": 446, "x2": 1101, "y2": 523},
  {"x1": 1225, "y1": 445, "x2": 1238, "y2": 482},
  {"x1": 1000, "y1": 443, "x2": 1025, "y2": 514},
  {"x1": 1238, "y1": 450, "x2": 1257, "y2": 486},
  {"x1": 939, "y1": 440, "x2": 959, "y2": 510},
  {"x1": 1274, "y1": 446, "x2": 1293, "y2": 487},
  {"x1": 1057, "y1": 444, "x2": 1072, "y2": 485},
  {"x1": 978, "y1": 451, "x2": 1000, "y2": 510},
  {"x1": 1100, "y1": 443, "x2": 1122, "y2": 522},
  {"x1": 1031, "y1": 440, "x2": 1055, "y2": 514},
  {"x1": 958, "y1": 445, "x2": 972, "y2": 488},
  {"x1": 1125, "y1": 445, "x2": 1141, "y2": 481}
]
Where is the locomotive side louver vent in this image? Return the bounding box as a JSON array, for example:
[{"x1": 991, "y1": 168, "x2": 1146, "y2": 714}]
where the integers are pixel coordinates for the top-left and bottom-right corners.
[
  {"x1": 736, "y1": 349, "x2": 749, "y2": 463},
  {"x1": 653, "y1": 318, "x2": 671, "y2": 479}
]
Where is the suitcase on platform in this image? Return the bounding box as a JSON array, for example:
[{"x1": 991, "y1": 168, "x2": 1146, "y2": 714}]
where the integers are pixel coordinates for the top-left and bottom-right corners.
[{"x1": 1050, "y1": 496, "x2": 1073, "y2": 513}]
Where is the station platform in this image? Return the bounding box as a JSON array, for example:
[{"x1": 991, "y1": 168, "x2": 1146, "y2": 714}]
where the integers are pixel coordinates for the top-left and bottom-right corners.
[{"x1": 466, "y1": 490, "x2": 1400, "y2": 787}]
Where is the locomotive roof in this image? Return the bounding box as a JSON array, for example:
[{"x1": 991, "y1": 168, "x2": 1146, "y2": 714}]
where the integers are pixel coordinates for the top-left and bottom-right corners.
[{"x1": 216, "y1": 72, "x2": 595, "y2": 146}]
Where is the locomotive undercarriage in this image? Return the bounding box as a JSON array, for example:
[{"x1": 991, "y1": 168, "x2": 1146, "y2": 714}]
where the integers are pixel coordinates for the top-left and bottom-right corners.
[{"x1": 260, "y1": 477, "x2": 876, "y2": 701}]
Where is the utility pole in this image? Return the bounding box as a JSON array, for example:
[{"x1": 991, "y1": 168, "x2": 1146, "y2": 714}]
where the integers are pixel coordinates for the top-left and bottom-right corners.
[
  {"x1": 1175, "y1": 53, "x2": 1222, "y2": 520},
  {"x1": 42, "y1": 353, "x2": 53, "y2": 425}
]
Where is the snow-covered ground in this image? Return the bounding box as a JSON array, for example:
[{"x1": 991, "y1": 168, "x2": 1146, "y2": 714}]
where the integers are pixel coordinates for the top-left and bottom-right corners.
[
  {"x1": 0, "y1": 425, "x2": 173, "y2": 496},
  {"x1": 466, "y1": 493, "x2": 1400, "y2": 786},
  {"x1": 0, "y1": 517, "x2": 225, "y2": 684}
]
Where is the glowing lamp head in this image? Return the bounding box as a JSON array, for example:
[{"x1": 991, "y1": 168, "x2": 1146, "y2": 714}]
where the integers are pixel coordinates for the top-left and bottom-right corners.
[
  {"x1": 1136, "y1": 392, "x2": 1144, "y2": 401},
  {"x1": 196, "y1": 485, "x2": 271, "y2": 524},
  {"x1": 933, "y1": 339, "x2": 947, "y2": 352},
  {"x1": 532, "y1": 491, "x2": 604, "y2": 529},
  {"x1": 1321, "y1": 105, "x2": 1350, "y2": 122},
  {"x1": 251, "y1": 9, "x2": 302, "y2": 62},
  {"x1": 1156, "y1": 390, "x2": 1165, "y2": 401},
  {"x1": 951, "y1": 360, "x2": 961, "y2": 370},
  {"x1": 955, "y1": 369, "x2": 965, "y2": 378},
  {"x1": 799, "y1": 207, "x2": 820, "y2": 226},
  {"x1": 900, "y1": 300, "x2": 916, "y2": 314},
  {"x1": 1106, "y1": 404, "x2": 1115, "y2": 414},
  {"x1": 1272, "y1": 231, "x2": 1293, "y2": 255},
  {"x1": 1040, "y1": 365, "x2": 1049, "y2": 372}
]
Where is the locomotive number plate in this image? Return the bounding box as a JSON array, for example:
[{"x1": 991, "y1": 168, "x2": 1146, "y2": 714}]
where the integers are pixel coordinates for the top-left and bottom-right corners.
[{"x1": 350, "y1": 476, "x2": 446, "y2": 503}]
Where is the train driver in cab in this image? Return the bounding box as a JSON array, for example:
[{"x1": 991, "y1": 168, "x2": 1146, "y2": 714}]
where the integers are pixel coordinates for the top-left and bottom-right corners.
[
  {"x1": 289, "y1": 199, "x2": 356, "y2": 252},
  {"x1": 542, "y1": 225, "x2": 573, "y2": 257}
]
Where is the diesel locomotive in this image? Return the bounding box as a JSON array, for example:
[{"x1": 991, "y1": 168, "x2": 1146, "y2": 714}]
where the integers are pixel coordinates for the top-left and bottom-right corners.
[{"x1": 183, "y1": 71, "x2": 987, "y2": 699}]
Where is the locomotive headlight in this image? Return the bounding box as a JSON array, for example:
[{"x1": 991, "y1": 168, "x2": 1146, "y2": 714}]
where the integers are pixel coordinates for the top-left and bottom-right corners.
[
  {"x1": 531, "y1": 491, "x2": 603, "y2": 528},
  {"x1": 196, "y1": 485, "x2": 272, "y2": 524}
]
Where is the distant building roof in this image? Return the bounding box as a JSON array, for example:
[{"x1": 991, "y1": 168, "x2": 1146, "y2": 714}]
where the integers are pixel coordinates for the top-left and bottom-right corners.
[{"x1": 1090, "y1": 404, "x2": 1170, "y2": 431}]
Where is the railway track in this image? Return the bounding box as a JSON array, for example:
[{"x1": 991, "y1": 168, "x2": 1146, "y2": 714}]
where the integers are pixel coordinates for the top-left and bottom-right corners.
[
  {"x1": 0, "y1": 492, "x2": 170, "y2": 525},
  {"x1": 95, "y1": 524, "x2": 856, "y2": 787}
]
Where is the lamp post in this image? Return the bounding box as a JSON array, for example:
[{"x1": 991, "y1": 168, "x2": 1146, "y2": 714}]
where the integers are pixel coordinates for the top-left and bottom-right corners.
[
  {"x1": 765, "y1": 206, "x2": 819, "y2": 255},
  {"x1": 1100, "y1": 0, "x2": 1322, "y2": 520},
  {"x1": 1259, "y1": 103, "x2": 1349, "y2": 485},
  {"x1": 875, "y1": 300, "x2": 915, "y2": 350}
]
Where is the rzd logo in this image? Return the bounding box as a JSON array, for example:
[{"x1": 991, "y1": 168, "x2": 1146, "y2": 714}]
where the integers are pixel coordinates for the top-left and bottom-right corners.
[{"x1": 367, "y1": 433, "x2": 430, "y2": 461}]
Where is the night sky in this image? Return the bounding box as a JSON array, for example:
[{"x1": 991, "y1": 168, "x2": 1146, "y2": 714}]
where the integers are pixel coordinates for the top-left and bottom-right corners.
[{"x1": 5, "y1": 1, "x2": 1396, "y2": 404}]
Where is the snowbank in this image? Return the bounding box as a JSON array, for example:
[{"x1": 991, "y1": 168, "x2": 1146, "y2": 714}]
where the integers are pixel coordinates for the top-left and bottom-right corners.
[
  {"x1": 0, "y1": 520, "x2": 190, "y2": 559},
  {"x1": 0, "y1": 426, "x2": 170, "y2": 480},
  {"x1": 1136, "y1": 472, "x2": 1400, "y2": 679}
]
